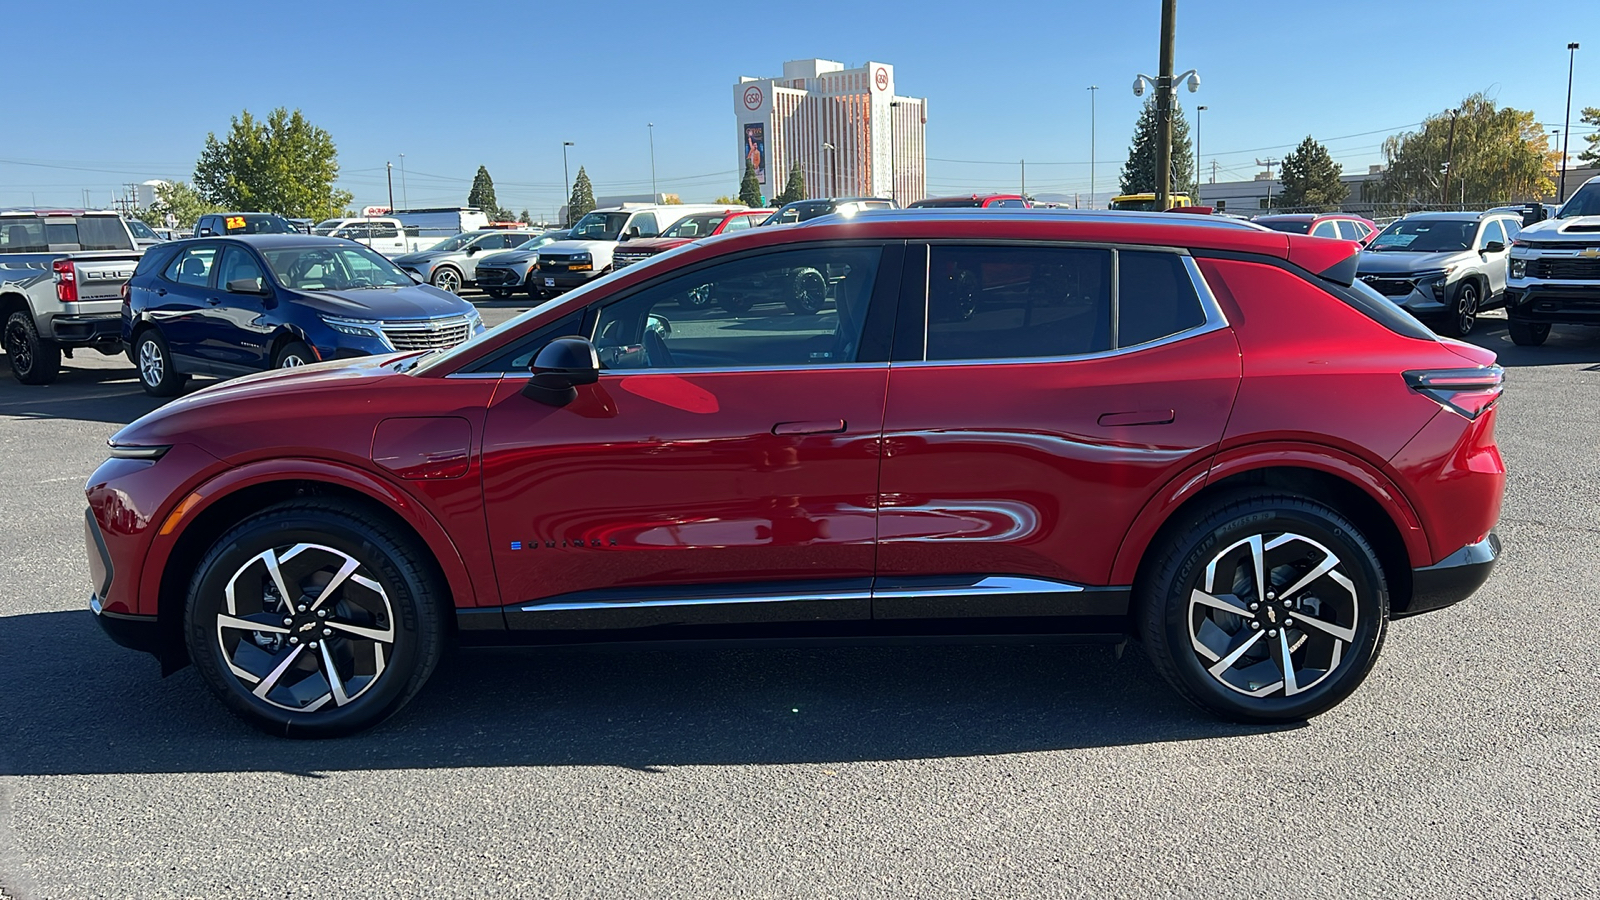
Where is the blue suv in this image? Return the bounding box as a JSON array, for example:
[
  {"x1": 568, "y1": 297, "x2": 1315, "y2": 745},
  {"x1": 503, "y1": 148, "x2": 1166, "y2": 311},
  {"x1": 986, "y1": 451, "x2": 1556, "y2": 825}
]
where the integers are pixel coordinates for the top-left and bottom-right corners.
[{"x1": 123, "y1": 235, "x2": 484, "y2": 396}]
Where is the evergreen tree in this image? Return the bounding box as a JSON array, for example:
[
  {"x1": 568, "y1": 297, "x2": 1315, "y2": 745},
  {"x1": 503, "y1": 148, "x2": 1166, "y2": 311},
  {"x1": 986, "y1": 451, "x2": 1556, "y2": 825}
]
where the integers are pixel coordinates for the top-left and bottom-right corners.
[
  {"x1": 1277, "y1": 136, "x2": 1348, "y2": 211},
  {"x1": 567, "y1": 167, "x2": 595, "y2": 224},
  {"x1": 517, "y1": 209, "x2": 533, "y2": 225},
  {"x1": 776, "y1": 161, "x2": 807, "y2": 205},
  {"x1": 738, "y1": 160, "x2": 763, "y2": 208},
  {"x1": 467, "y1": 166, "x2": 499, "y2": 216},
  {"x1": 1578, "y1": 107, "x2": 1600, "y2": 166},
  {"x1": 1118, "y1": 98, "x2": 1195, "y2": 200}
]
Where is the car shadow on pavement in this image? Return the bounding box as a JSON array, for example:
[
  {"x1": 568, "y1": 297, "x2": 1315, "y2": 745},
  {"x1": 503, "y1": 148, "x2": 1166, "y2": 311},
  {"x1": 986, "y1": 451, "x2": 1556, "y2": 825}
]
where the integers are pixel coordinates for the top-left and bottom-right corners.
[
  {"x1": 0, "y1": 610, "x2": 1282, "y2": 776},
  {"x1": 0, "y1": 359, "x2": 178, "y2": 426},
  {"x1": 1463, "y1": 317, "x2": 1600, "y2": 368}
]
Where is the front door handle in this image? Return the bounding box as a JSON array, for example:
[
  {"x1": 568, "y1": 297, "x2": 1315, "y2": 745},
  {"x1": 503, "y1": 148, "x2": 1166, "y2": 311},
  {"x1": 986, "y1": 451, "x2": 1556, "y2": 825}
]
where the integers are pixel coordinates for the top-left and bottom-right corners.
[
  {"x1": 204, "y1": 297, "x2": 222, "y2": 306},
  {"x1": 1097, "y1": 410, "x2": 1175, "y2": 427},
  {"x1": 773, "y1": 419, "x2": 847, "y2": 435}
]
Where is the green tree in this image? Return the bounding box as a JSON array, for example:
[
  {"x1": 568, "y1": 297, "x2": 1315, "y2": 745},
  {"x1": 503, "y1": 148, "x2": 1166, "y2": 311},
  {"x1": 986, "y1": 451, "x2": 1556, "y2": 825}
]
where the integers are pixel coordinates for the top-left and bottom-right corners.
[
  {"x1": 468, "y1": 166, "x2": 504, "y2": 219},
  {"x1": 193, "y1": 107, "x2": 353, "y2": 219},
  {"x1": 566, "y1": 166, "x2": 595, "y2": 224},
  {"x1": 1118, "y1": 98, "x2": 1195, "y2": 198},
  {"x1": 776, "y1": 160, "x2": 807, "y2": 205},
  {"x1": 738, "y1": 160, "x2": 762, "y2": 208},
  {"x1": 1377, "y1": 94, "x2": 1555, "y2": 204},
  {"x1": 713, "y1": 195, "x2": 747, "y2": 206},
  {"x1": 1276, "y1": 136, "x2": 1348, "y2": 211},
  {"x1": 1578, "y1": 107, "x2": 1600, "y2": 165},
  {"x1": 517, "y1": 209, "x2": 533, "y2": 225},
  {"x1": 135, "y1": 181, "x2": 224, "y2": 232}
]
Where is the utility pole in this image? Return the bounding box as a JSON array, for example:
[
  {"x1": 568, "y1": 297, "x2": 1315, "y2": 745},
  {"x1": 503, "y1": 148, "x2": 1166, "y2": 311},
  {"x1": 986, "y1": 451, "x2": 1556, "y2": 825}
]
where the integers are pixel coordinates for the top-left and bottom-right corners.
[
  {"x1": 1194, "y1": 105, "x2": 1207, "y2": 200},
  {"x1": 1154, "y1": 0, "x2": 1177, "y2": 211},
  {"x1": 1441, "y1": 108, "x2": 1460, "y2": 207},
  {"x1": 561, "y1": 141, "x2": 574, "y2": 224},
  {"x1": 1257, "y1": 158, "x2": 1278, "y2": 210},
  {"x1": 647, "y1": 123, "x2": 657, "y2": 201},
  {"x1": 398, "y1": 153, "x2": 408, "y2": 212},
  {"x1": 386, "y1": 162, "x2": 394, "y2": 215},
  {"x1": 1087, "y1": 85, "x2": 1098, "y2": 209},
  {"x1": 1561, "y1": 42, "x2": 1580, "y2": 200}
]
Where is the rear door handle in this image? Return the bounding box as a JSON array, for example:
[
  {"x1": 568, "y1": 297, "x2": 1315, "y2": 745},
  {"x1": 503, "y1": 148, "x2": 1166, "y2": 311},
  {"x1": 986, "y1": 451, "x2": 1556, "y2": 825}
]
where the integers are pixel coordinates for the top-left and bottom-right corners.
[
  {"x1": 1097, "y1": 410, "x2": 1175, "y2": 427},
  {"x1": 205, "y1": 297, "x2": 222, "y2": 305},
  {"x1": 773, "y1": 419, "x2": 847, "y2": 435}
]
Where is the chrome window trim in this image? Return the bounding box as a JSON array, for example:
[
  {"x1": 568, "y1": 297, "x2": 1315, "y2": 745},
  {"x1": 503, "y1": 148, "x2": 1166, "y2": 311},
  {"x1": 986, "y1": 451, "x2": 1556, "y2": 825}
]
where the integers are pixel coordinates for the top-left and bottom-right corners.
[
  {"x1": 872, "y1": 576, "x2": 1085, "y2": 597},
  {"x1": 599, "y1": 361, "x2": 891, "y2": 376},
  {"x1": 519, "y1": 575, "x2": 1093, "y2": 613},
  {"x1": 901, "y1": 246, "x2": 1229, "y2": 368}
]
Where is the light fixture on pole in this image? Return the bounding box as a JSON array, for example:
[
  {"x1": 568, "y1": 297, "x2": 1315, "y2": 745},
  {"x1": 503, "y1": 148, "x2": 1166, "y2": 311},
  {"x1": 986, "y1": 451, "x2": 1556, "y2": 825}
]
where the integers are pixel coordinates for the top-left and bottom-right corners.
[
  {"x1": 1133, "y1": 38, "x2": 1200, "y2": 211},
  {"x1": 647, "y1": 123, "x2": 657, "y2": 201},
  {"x1": 1561, "y1": 42, "x2": 1579, "y2": 201},
  {"x1": 1087, "y1": 85, "x2": 1098, "y2": 208},
  {"x1": 386, "y1": 161, "x2": 394, "y2": 215},
  {"x1": 398, "y1": 153, "x2": 408, "y2": 212},
  {"x1": 561, "y1": 141, "x2": 574, "y2": 224},
  {"x1": 822, "y1": 141, "x2": 836, "y2": 199},
  {"x1": 1195, "y1": 105, "x2": 1207, "y2": 198},
  {"x1": 888, "y1": 101, "x2": 901, "y2": 206}
]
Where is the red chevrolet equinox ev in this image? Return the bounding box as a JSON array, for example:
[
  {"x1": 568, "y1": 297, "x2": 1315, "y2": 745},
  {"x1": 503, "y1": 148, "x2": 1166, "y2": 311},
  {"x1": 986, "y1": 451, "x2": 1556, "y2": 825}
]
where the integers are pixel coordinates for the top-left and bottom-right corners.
[{"x1": 85, "y1": 210, "x2": 1505, "y2": 737}]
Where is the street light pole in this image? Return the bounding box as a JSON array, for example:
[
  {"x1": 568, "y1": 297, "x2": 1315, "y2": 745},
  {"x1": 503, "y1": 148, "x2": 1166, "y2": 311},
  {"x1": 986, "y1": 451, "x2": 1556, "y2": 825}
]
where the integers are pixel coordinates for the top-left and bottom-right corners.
[
  {"x1": 888, "y1": 101, "x2": 901, "y2": 205},
  {"x1": 1442, "y1": 108, "x2": 1461, "y2": 207},
  {"x1": 648, "y1": 123, "x2": 657, "y2": 201},
  {"x1": 398, "y1": 153, "x2": 408, "y2": 212},
  {"x1": 1195, "y1": 105, "x2": 1207, "y2": 201},
  {"x1": 822, "y1": 142, "x2": 836, "y2": 199},
  {"x1": 1561, "y1": 42, "x2": 1580, "y2": 201},
  {"x1": 561, "y1": 141, "x2": 574, "y2": 224},
  {"x1": 1154, "y1": 0, "x2": 1177, "y2": 212},
  {"x1": 1087, "y1": 85, "x2": 1098, "y2": 208},
  {"x1": 386, "y1": 162, "x2": 394, "y2": 214}
]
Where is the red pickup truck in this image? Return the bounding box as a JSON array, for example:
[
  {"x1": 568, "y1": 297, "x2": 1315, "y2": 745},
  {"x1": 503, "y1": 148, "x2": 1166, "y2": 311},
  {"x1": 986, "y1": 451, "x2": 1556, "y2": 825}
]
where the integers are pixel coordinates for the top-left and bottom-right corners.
[{"x1": 611, "y1": 208, "x2": 774, "y2": 272}]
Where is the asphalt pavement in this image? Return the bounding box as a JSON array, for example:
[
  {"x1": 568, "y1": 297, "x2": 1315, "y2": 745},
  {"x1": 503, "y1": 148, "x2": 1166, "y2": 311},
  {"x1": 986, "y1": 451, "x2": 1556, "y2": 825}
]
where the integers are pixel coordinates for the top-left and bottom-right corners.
[{"x1": 1, "y1": 305, "x2": 1598, "y2": 899}]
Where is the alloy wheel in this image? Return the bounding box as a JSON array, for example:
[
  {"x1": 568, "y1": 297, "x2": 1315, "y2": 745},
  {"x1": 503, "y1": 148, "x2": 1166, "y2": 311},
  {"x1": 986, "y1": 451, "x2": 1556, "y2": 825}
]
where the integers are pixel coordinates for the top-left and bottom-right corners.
[
  {"x1": 1186, "y1": 531, "x2": 1359, "y2": 698},
  {"x1": 279, "y1": 354, "x2": 306, "y2": 368},
  {"x1": 138, "y1": 338, "x2": 163, "y2": 386},
  {"x1": 5, "y1": 319, "x2": 33, "y2": 373},
  {"x1": 1455, "y1": 283, "x2": 1478, "y2": 336},
  {"x1": 215, "y1": 543, "x2": 396, "y2": 713},
  {"x1": 433, "y1": 268, "x2": 461, "y2": 293}
]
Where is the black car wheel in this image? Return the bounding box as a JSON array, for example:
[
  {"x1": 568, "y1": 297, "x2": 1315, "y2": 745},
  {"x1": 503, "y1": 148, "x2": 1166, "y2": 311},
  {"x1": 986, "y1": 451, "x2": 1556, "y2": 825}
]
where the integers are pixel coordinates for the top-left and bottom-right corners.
[
  {"x1": 1441, "y1": 281, "x2": 1479, "y2": 338},
  {"x1": 4, "y1": 310, "x2": 61, "y2": 385},
  {"x1": 1138, "y1": 493, "x2": 1388, "y2": 723},
  {"x1": 1507, "y1": 317, "x2": 1550, "y2": 347},
  {"x1": 184, "y1": 499, "x2": 447, "y2": 738},
  {"x1": 486, "y1": 288, "x2": 511, "y2": 300},
  {"x1": 275, "y1": 341, "x2": 315, "y2": 368},
  {"x1": 133, "y1": 328, "x2": 188, "y2": 397},
  {"x1": 785, "y1": 268, "x2": 829, "y2": 315}
]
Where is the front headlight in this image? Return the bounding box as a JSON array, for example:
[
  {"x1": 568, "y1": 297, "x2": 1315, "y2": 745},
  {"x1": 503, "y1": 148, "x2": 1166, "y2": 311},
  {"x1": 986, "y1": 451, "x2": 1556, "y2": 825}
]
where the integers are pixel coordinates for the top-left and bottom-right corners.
[
  {"x1": 571, "y1": 252, "x2": 592, "y2": 263},
  {"x1": 1509, "y1": 258, "x2": 1526, "y2": 279},
  {"x1": 323, "y1": 315, "x2": 387, "y2": 341},
  {"x1": 466, "y1": 309, "x2": 485, "y2": 333}
]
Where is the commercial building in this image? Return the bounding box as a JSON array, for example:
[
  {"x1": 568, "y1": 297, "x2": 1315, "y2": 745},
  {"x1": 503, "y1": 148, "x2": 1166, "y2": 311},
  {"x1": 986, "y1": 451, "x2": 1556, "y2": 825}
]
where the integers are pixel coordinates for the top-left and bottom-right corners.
[{"x1": 734, "y1": 59, "x2": 926, "y2": 205}]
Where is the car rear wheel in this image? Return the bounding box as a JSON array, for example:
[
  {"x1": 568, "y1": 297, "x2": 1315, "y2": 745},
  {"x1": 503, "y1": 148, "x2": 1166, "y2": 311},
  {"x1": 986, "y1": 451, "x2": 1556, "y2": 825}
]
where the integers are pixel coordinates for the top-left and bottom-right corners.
[
  {"x1": 1442, "y1": 281, "x2": 1479, "y2": 337},
  {"x1": 274, "y1": 341, "x2": 315, "y2": 368},
  {"x1": 4, "y1": 310, "x2": 61, "y2": 385},
  {"x1": 1138, "y1": 493, "x2": 1388, "y2": 723},
  {"x1": 184, "y1": 499, "x2": 446, "y2": 738},
  {"x1": 1508, "y1": 317, "x2": 1550, "y2": 347},
  {"x1": 431, "y1": 267, "x2": 463, "y2": 294},
  {"x1": 133, "y1": 328, "x2": 188, "y2": 396}
]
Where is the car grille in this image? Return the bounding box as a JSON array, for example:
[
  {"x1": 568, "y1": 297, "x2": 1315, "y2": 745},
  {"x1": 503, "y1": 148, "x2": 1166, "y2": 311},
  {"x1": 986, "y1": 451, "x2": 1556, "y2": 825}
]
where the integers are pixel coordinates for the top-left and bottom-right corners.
[
  {"x1": 1528, "y1": 258, "x2": 1600, "y2": 279},
  {"x1": 381, "y1": 315, "x2": 474, "y2": 351},
  {"x1": 613, "y1": 249, "x2": 657, "y2": 270},
  {"x1": 1359, "y1": 276, "x2": 1416, "y2": 297},
  {"x1": 475, "y1": 267, "x2": 519, "y2": 286}
]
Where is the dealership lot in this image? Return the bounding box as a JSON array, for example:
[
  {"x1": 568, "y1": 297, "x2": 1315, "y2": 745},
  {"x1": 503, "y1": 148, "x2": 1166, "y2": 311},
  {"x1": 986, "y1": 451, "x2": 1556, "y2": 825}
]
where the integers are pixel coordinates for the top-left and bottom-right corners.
[{"x1": 1, "y1": 306, "x2": 1597, "y2": 897}]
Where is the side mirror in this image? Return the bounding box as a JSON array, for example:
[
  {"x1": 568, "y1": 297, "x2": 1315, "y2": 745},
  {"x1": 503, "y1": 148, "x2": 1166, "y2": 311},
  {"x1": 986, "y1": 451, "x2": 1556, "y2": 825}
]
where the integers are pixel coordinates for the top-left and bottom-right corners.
[
  {"x1": 197, "y1": 228, "x2": 215, "y2": 237},
  {"x1": 1483, "y1": 241, "x2": 1505, "y2": 254},
  {"x1": 226, "y1": 278, "x2": 268, "y2": 295},
  {"x1": 466, "y1": 245, "x2": 480, "y2": 255},
  {"x1": 522, "y1": 336, "x2": 600, "y2": 406}
]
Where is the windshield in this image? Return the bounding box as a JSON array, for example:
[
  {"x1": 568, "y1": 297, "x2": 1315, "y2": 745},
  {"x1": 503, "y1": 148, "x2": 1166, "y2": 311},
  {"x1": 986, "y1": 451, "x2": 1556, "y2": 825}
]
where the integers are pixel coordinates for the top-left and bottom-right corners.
[
  {"x1": 660, "y1": 214, "x2": 729, "y2": 238},
  {"x1": 229, "y1": 214, "x2": 297, "y2": 235},
  {"x1": 427, "y1": 232, "x2": 483, "y2": 252},
  {"x1": 312, "y1": 220, "x2": 342, "y2": 236},
  {"x1": 1369, "y1": 219, "x2": 1474, "y2": 252},
  {"x1": 514, "y1": 231, "x2": 566, "y2": 250},
  {"x1": 1111, "y1": 197, "x2": 1158, "y2": 211},
  {"x1": 260, "y1": 244, "x2": 415, "y2": 291},
  {"x1": 1256, "y1": 218, "x2": 1313, "y2": 234},
  {"x1": 1558, "y1": 181, "x2": 1600, "y2": 218},
  {"x1": 127, "y1": 219, "x2": 161, "y2": 240},
  {"x1": 569, "y1": 212, "x2": 631, "y2": 241},
  {"x1": 909, "y1": 198, "x2": 983, "y2": 208}
]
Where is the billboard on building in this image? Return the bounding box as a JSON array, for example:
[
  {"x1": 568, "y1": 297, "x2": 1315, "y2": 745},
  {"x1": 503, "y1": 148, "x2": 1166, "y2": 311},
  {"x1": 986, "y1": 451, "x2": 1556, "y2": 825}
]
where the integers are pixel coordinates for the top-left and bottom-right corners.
[{"x1": 744, "y1": 123, "x2": 767, "y2": 184}]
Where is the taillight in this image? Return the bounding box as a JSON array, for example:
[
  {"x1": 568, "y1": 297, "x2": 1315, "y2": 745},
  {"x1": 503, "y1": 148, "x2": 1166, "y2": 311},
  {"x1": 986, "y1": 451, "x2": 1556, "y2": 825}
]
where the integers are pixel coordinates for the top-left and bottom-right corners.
[
  {"x1": 120, "y1": 282, "x2": 130, "y2": 302},
  {"x1": 1404, "y1": 366, "x2": 1504, "y2": 420},
  {"x1": 53, "y1": 258, "x2": 78, "y2": 302}
]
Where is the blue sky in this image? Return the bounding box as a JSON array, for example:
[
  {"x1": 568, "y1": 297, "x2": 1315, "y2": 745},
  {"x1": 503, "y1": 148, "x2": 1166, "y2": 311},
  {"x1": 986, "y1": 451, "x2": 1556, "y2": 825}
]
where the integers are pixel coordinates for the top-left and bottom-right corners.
[{"x1": 3, "y1": 0, "x2": 1594, "y2": 213}]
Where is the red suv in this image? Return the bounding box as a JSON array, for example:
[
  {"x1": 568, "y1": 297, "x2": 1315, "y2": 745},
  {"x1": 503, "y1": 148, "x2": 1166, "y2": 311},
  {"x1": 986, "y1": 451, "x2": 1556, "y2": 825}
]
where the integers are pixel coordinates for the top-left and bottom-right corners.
[
  {"x1": 612, "y1": 208, "x2": 773, "y2": 272},
  {"x1": 86, "y1": 211, "x2": 1505, "y2": 737},
  {"x1": 1255, "y1": 213, "x2": 1379, "y2": 245}
]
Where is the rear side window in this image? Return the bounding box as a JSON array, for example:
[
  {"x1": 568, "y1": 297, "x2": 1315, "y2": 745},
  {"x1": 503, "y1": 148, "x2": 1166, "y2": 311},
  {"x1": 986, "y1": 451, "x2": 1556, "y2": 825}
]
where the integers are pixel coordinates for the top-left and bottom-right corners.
[
  {"x1": 0, "y1": 218, "x2": 47, "y2": 253},
  {"x1": 371, "y1": 222, "x2": 400, "y2": 239},
  {"x1": 925, "y1": 245, "x2": 1112, "y2": 361},
  {"x1": 1335, "y1": 220, "x2": 1364, "y2": 241},
  {"x1": 1310, "y1": 220, "x2": 1339, "y2": 238},
  {"x1": 1118, "y1": 251, "x2": 1207, "y2": 347}
]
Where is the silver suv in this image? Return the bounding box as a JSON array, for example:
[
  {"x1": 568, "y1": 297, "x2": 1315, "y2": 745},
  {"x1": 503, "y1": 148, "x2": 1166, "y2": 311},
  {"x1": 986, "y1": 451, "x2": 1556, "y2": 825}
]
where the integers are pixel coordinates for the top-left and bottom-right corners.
[
  {"x1": 1, "y1": 210, "x2": 144, "y2": 384},
  {"x1": 391, "y1": 229, "x2": 540, "y2": 294},
  {"x1": 1353, "y1": 210, "x2": 1523, "y2": 337}
]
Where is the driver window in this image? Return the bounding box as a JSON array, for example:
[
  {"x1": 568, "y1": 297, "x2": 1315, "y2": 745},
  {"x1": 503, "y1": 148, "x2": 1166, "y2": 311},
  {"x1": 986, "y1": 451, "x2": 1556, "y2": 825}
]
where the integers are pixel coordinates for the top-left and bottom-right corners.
[
  {"x1": 218, "y1": 247, "x2": 266, "y2": 292},
  {"x1": 591, "y1": 246, "x2": 883, "y2": 371},
  {"x1": 1480, "y1": 220, "x2": 1506, "y2": 248},
  {"x1": 722, "y1": 215, "x2": 752, "y2": 233}
]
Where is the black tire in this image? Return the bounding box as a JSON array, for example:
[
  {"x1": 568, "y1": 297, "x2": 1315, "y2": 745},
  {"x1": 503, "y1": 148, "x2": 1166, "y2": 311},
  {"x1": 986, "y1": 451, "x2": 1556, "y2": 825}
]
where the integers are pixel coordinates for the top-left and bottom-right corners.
[
  {"x1": 1137, "y1": 493, "x2": 1389, "y2": 723},
  {"x1": 183, "y1": 499, "x2": 447, "y2": 738},
  {"x1": 717, "y1": 292, "x2": 755, "y2": 315},
  {"x1": 430, "y1": 266, "x2": 463, "y2": 294},
  {"x1": 274, "y1": 341, "x2": 315, "y2": 368},
  {"x1": 785, "y1": 267, "x2": 829, "y2": 315},
  {"x1": 485, "y1": 288, "x2": 510, "y2": 300},
  {"x1": 1507, "y1": 317, "x2": 1550, "y2": 347},
  {"x1": 132, "y1": 328, "x2": 188, "y2": 397},
  {"x1": 4, "y1": 309, "x2": 61, "y2": 385},
  {"x1": 1440, "y1": 280, "x2": 1479, "y2": 338}
]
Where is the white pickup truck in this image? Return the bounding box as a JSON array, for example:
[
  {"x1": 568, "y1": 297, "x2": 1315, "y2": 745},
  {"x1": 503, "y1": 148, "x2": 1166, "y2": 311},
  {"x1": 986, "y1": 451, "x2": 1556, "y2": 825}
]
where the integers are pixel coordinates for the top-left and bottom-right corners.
[
  {"x1": 532, "y1": 204, "x2": 735, "y2": 296},
  {"x1": 311, "y1": 217, "x2": 441, "y2": 257}
]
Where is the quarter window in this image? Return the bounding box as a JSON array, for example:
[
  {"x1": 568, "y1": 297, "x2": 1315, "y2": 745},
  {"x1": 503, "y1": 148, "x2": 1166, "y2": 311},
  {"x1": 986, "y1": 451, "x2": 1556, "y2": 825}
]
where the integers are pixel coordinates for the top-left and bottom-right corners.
[
  {"x1": 1336, "y1": 220, "x2": 1364, "y2": 241},
  {"x1": 1117, "y1": 251, "x2": 1207, "y2": 347},
  {"x1": 1311, "y1": 220, "x2": 1339, "y2": 238},
  {"x1": 924, "y1": 245, "x2": 1112, "y2": 361},
  {"x1": 593, "y1": 246, "x2": 882, "y2": 370},
  {"x1": 165, "y1": 246, "x2": 218, "y2": 287},
  {"x1": 721, "y1": 215, "x2": 754, "y2": 233}
]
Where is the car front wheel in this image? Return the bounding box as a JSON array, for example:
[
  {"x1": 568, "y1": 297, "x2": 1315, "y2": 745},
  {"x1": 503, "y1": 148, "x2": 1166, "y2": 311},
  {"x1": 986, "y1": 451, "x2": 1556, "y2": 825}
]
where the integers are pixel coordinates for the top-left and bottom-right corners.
[
  {"x1": 184, "y1": 500, "x2": 446, "y2": 737},
  {"x1": 431, "y1": 267, "x2": 463, "y2": 294},
  {"x1": 4, "y1": 310, "x2": 61, "y2": 385},
  {"x1": 1442, "y1": 281, "x2": 1479, "y2": 337},
  {"x1": 1508, "y1": 317, "x2": 1550, "y2": 347},
  {"x1": 1138, "y1": 493, "x2": 1388, "y2": 723}
]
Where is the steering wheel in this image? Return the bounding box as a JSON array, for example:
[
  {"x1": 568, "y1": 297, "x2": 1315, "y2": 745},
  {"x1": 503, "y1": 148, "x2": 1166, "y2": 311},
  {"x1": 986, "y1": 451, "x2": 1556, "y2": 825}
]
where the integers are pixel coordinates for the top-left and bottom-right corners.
[{"x1": 643, "y1": 329, "x2": 674, "y2": 368}]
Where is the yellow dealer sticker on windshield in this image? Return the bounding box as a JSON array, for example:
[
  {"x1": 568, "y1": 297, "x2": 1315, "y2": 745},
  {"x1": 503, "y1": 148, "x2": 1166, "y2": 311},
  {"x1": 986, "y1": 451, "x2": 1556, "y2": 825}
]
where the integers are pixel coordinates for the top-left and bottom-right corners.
[{"x1": 225, "y1": 216, "x2": 246, "y2": 231}]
